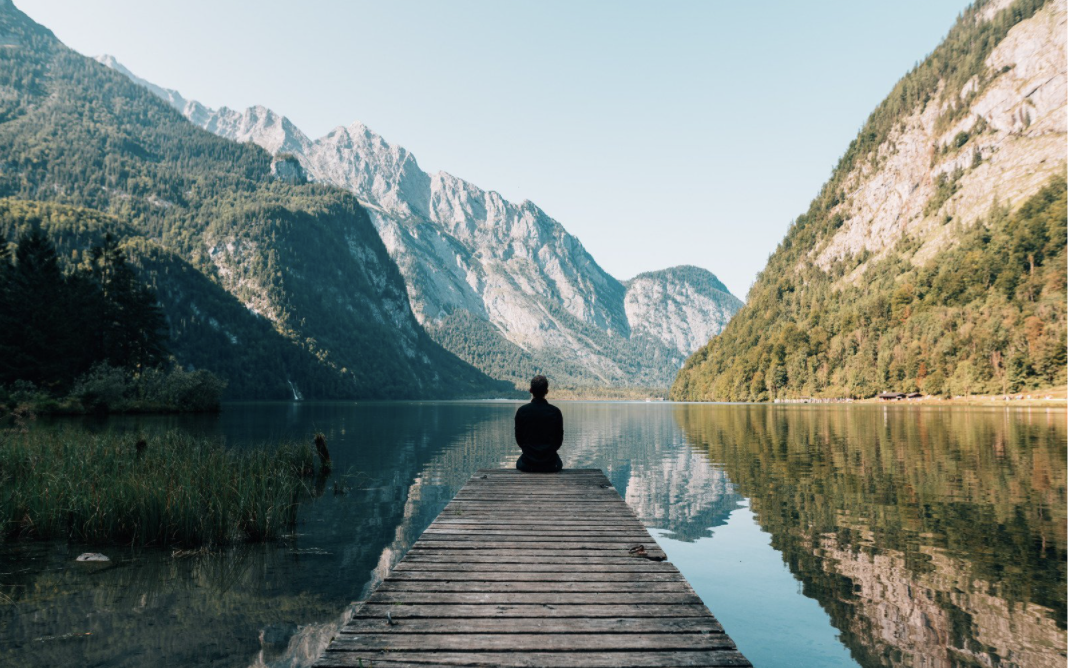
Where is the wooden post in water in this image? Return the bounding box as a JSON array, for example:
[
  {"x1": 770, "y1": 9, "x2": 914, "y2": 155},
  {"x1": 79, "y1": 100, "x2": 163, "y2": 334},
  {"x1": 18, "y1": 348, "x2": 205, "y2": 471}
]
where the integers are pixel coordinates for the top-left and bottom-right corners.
[{"x1": 314, "y1": 468, "x2": 751, "y2": 667}]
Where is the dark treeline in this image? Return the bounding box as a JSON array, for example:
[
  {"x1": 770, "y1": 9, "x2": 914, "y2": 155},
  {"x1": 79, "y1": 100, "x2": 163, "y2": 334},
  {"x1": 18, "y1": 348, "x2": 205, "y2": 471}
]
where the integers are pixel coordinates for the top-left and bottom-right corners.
[
  {"x1": 0, "y1": 222, "x2": 222, "y2": 412},
  {"x1": 0, "y1": 228, "x2": 164, "y2": 389}
]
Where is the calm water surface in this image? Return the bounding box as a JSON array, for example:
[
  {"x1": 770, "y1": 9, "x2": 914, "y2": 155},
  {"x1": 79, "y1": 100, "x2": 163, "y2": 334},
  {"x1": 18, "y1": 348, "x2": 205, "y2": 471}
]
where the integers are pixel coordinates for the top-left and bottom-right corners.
[{"x1": 1, "y1": 402, "x2": 1064, "y2": 667}]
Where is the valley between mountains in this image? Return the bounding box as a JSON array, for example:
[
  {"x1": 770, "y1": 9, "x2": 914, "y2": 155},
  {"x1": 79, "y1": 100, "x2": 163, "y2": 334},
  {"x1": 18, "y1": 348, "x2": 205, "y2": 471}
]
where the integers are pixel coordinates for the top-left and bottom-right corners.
[{"x1": 97, "y1": 54, "x2": 743, "y2": 392}]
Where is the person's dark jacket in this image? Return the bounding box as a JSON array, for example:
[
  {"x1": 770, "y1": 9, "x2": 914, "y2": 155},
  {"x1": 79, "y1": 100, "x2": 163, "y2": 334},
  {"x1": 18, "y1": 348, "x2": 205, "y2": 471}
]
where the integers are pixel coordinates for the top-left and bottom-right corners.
[{"x1": 514, "y1": 398, "x2": 563, "y2": 472}]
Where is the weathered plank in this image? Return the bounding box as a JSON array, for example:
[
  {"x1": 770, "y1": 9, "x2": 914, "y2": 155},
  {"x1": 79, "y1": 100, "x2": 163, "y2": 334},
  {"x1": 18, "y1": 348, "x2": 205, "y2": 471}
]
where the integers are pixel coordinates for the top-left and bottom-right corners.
[
  {"x1": 455, "y1": 491, "x2": 618, "y2": 495},
  {"x1": 407, "y1": 541, "x2": 668, "y2": 555},
  {"x1": 399, "y1": 554, "x2": 667, "y2": 565},
  {"x1": 394, "y1": 561, "x2": 676, "y2": 572},
  {"x1": 377, "y1": 581, "x2": 693, "y2": 594},
  {"x1": 313, "y1": 468, "x2": 749, "y2": 667},
  {"x1": 352, "y1": 603, "x2": 719, "y2": 619},
  {"x1": 421, "y1": 527, "x2": 649, "y2": 536},
  {"x1": 450, "y1": 498, "x2": 626, "y2": 503},
  {"x1": 366, "y1": 591, "x2": 702, "y2": 604},
  {"x1": 386, "y1": 570, "x2": 686, "y2": 581},
  {"x1": 431, "y1": 518, "x2": 648, "y2": 526},
  {"x1": 316, "y1": 650, "x2": 753, "y2": 667},
  {"x1": 327, "y1": 633, "x2": 736, "y2": 651},
  {"x1": 406, "y1": 547, "x2": 669, "y2": 561},
  {"x1": 341, "y1": 617, "x2": 724, "y2": 634},
  {"x1": 416, "y1": 533, "x2": 657, "y2": 542},
  {"x1": 405, "y1": 547, "x2": 666, "y2": 558}
]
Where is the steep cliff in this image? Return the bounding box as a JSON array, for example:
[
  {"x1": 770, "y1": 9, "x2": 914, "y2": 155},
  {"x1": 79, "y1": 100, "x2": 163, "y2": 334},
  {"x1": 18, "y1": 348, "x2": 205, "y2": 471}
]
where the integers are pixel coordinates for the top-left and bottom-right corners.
[
  {"x1": 625, "y1": 267, "x2": 744, "y2": 359},
  {"x1": 672, "y1": 0, "x2": 1066, "y2": 400},
  {"x1": 97, "y1": 59, "x2": 743, "y2": 389}
]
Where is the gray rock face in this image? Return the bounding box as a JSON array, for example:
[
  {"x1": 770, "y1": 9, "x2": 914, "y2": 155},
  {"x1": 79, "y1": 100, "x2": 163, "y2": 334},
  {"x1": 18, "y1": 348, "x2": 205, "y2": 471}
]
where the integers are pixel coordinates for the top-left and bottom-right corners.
[
  {"x1": 625, "y1": 267, "x2": 744, "y2": 359},
  {"x1": 99, "y1": 55, "x2": 743, "y2": 387},
  {"x1": 812, "y1": 0, "x2": 1067, "y2": 280},
  {"x1": 269, "y1": 154, "x2": 306, "y2": 184}
]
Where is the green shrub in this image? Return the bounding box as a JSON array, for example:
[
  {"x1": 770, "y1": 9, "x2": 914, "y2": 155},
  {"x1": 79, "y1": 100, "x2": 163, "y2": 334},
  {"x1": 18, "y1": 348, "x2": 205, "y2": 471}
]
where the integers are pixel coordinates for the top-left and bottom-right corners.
[
  {"x1": 67, "y1": 364, "x2": 226, "y2": 413},
  {"x1": 70, "y1": 364, "x2": 128, "y2": 412}
]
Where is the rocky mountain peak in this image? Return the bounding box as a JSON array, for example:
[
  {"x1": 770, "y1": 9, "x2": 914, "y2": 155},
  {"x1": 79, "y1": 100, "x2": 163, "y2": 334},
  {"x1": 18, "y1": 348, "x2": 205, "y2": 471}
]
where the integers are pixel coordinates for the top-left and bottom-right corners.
[
  {"x1": 625, "y1": 266, "x2": 743, "y2": 358},
  {"x1": 99, "y1": 55, "x2": 743, "y2": 389},
  {"x1": 311, "y1": 121, "x2": 430, "y2": 219}
]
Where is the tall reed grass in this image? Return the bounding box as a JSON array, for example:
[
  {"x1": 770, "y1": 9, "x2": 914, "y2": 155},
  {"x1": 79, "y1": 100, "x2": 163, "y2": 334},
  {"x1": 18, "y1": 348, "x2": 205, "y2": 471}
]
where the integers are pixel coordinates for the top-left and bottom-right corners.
[{"x1": 0, "y1": 429, "x2": 314, "y2": 546}]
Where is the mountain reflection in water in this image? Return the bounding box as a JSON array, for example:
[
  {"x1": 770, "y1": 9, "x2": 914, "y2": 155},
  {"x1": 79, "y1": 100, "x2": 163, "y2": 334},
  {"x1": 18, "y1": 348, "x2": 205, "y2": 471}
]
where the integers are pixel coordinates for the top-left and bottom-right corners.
[{"x1": 1, "y1": 402, "x2": 1063, "y2": 668}]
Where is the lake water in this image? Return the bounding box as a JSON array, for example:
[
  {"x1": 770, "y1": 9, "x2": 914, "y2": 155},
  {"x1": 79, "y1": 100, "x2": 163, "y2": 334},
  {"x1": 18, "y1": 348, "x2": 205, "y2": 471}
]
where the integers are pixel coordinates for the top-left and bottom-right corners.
[{"x1": 1, "y1": 402, "x2": 1064, "y2": 667}]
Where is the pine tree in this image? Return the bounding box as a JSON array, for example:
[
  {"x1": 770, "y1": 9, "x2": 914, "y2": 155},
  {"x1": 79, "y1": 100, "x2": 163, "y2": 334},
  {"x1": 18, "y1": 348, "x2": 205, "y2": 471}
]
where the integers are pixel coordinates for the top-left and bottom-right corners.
[
  {"x1": 0, "y1": 228, "x2": 76, "y2": 387},
  {"x1": 89, "y1": 233, "x2": 168, "y2": 370},
  {"x1": 0, "y1": 241, "x2": 12, "y2": 379}
]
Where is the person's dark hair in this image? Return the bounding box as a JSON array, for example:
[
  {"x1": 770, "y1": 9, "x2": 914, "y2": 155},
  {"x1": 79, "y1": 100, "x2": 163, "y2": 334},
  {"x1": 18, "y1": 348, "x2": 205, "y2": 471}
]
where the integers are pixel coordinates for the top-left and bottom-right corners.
[{"x1": 529, "y1": 375, "x2": 549, "y2": 398}]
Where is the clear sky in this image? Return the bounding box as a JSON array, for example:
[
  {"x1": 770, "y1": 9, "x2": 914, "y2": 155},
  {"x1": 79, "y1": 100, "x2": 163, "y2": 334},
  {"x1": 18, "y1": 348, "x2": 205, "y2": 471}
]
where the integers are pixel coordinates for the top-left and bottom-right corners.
[{"x1": 17, "y1": 0, "x2": 971, "y2": 298}]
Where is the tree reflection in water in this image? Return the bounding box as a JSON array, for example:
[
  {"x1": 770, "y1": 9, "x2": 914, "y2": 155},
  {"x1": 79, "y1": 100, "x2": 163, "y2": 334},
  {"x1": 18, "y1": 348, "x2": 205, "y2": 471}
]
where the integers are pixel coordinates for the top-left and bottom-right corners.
[{"x1": 676, "y1": 404, "x2": 1067, "y2": 668}]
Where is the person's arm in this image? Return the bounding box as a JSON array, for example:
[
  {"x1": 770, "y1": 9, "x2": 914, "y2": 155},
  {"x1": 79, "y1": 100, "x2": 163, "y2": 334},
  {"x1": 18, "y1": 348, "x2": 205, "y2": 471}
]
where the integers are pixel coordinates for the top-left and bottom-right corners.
[
  {"x1": 552, "y1": 409, "x2": 564, "y2": 452},
  {"x1": 514, "y1": 408, "x2": 525, "y2": 447}
]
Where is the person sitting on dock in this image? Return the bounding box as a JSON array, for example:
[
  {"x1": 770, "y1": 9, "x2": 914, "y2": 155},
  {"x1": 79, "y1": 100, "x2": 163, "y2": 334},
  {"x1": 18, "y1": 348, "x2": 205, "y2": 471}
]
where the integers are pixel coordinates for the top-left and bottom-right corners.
[{"x1": 514, "y1": 375, "x2": 564, "y2": 473}]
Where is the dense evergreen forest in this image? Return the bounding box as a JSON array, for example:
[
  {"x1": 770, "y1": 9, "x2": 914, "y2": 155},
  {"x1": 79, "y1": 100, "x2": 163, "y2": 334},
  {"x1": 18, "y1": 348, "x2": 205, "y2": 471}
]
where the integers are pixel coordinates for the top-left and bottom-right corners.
[
  {"x1": 0, "y1": 223, "x2": 165, "y2": 387},
  {"x1": 0, "y1": 203, "x2": 227, "y2": 411},
  {"x1": 0, "y1": 3, "x2": 507, "y2": 399},
  {"x1": 671, "y1": 0, "x2": 1066, "y2": 401},
  {"x1": 0, "y1": 199, "x2": 327, "y2": 405}
]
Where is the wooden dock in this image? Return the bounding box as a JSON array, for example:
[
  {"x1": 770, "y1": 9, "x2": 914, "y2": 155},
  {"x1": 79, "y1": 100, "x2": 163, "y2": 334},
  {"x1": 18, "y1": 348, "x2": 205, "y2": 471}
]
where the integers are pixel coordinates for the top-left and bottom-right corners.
[{"x1": 314, "y1": 468, "x2": 751, "y2": 667}]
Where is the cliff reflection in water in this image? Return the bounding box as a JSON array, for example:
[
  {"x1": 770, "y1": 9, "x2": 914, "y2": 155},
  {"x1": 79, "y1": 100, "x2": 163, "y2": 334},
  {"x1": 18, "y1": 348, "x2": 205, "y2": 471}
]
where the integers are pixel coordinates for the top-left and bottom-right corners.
[
  {"x1": 365, "y1": 402, "x2": 744, "y2": 592},
  {"x1": 676, "y1": 404, "x2": 1067, "y2": 668}
]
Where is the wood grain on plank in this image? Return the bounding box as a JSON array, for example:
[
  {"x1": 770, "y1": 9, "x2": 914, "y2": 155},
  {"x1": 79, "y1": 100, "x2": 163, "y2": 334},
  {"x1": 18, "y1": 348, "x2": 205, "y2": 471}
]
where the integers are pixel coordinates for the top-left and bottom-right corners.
[
  {"x1": 385, "y1": 571, "x2": 686, "y2": 581},
  {"x1": 399, "y1": 554, "x2": 667, "y2": 565},
  {"x1": 316, "y1": 650, "x2": 753, "y2": 667},
  {"x1": 341, "y1": 617, "x2": 724, "y2": 634},
  {"x1": 352, "y1": 603, "x2": 721, "y2": 619},
  {"x1": 327, "y1": 633, "x2": 736, "y2": 651},
  {"x1": 376, "y1": 581, "x2": 694, "y2": 594},
  {"x1": 394, "y1": 562, "x2": 677, "y2": 572}
]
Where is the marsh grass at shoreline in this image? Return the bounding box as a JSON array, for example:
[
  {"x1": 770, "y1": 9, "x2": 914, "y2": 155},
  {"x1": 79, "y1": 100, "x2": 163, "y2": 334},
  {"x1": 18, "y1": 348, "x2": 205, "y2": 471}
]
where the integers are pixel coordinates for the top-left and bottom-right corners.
[{"x1": 0, "y1": 429, "x2": 314, "y2": 547}]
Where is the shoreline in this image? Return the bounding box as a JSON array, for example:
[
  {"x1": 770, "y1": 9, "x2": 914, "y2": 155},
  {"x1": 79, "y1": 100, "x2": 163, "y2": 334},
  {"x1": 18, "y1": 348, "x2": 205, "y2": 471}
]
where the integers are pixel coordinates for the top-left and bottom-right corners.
[{"x1": 770, "y1": 387, "x2": 1066, "y2": 408}]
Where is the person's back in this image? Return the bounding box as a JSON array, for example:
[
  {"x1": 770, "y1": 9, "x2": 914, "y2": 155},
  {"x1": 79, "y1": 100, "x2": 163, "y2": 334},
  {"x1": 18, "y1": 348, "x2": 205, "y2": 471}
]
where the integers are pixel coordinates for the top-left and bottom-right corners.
[{"x1": 514, "y1": 375, "x2": 563, "y2": 473}]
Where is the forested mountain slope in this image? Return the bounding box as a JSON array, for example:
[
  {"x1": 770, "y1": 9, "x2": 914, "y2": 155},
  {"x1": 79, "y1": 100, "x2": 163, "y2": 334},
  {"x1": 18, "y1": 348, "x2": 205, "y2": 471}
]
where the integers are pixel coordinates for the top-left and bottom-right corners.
[
  {"x1": 0, "y1": 199, "x2": 355, "y2": 398},
  {"x1": 96, "y1": 56, "x2": 743, "y2": 390},
  {"x1": 0, "y1": 0, "x2": 506, "y2": 399},
  {"x1": 672, "y1": 0, "x2": 1066, "y2": 401}
]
